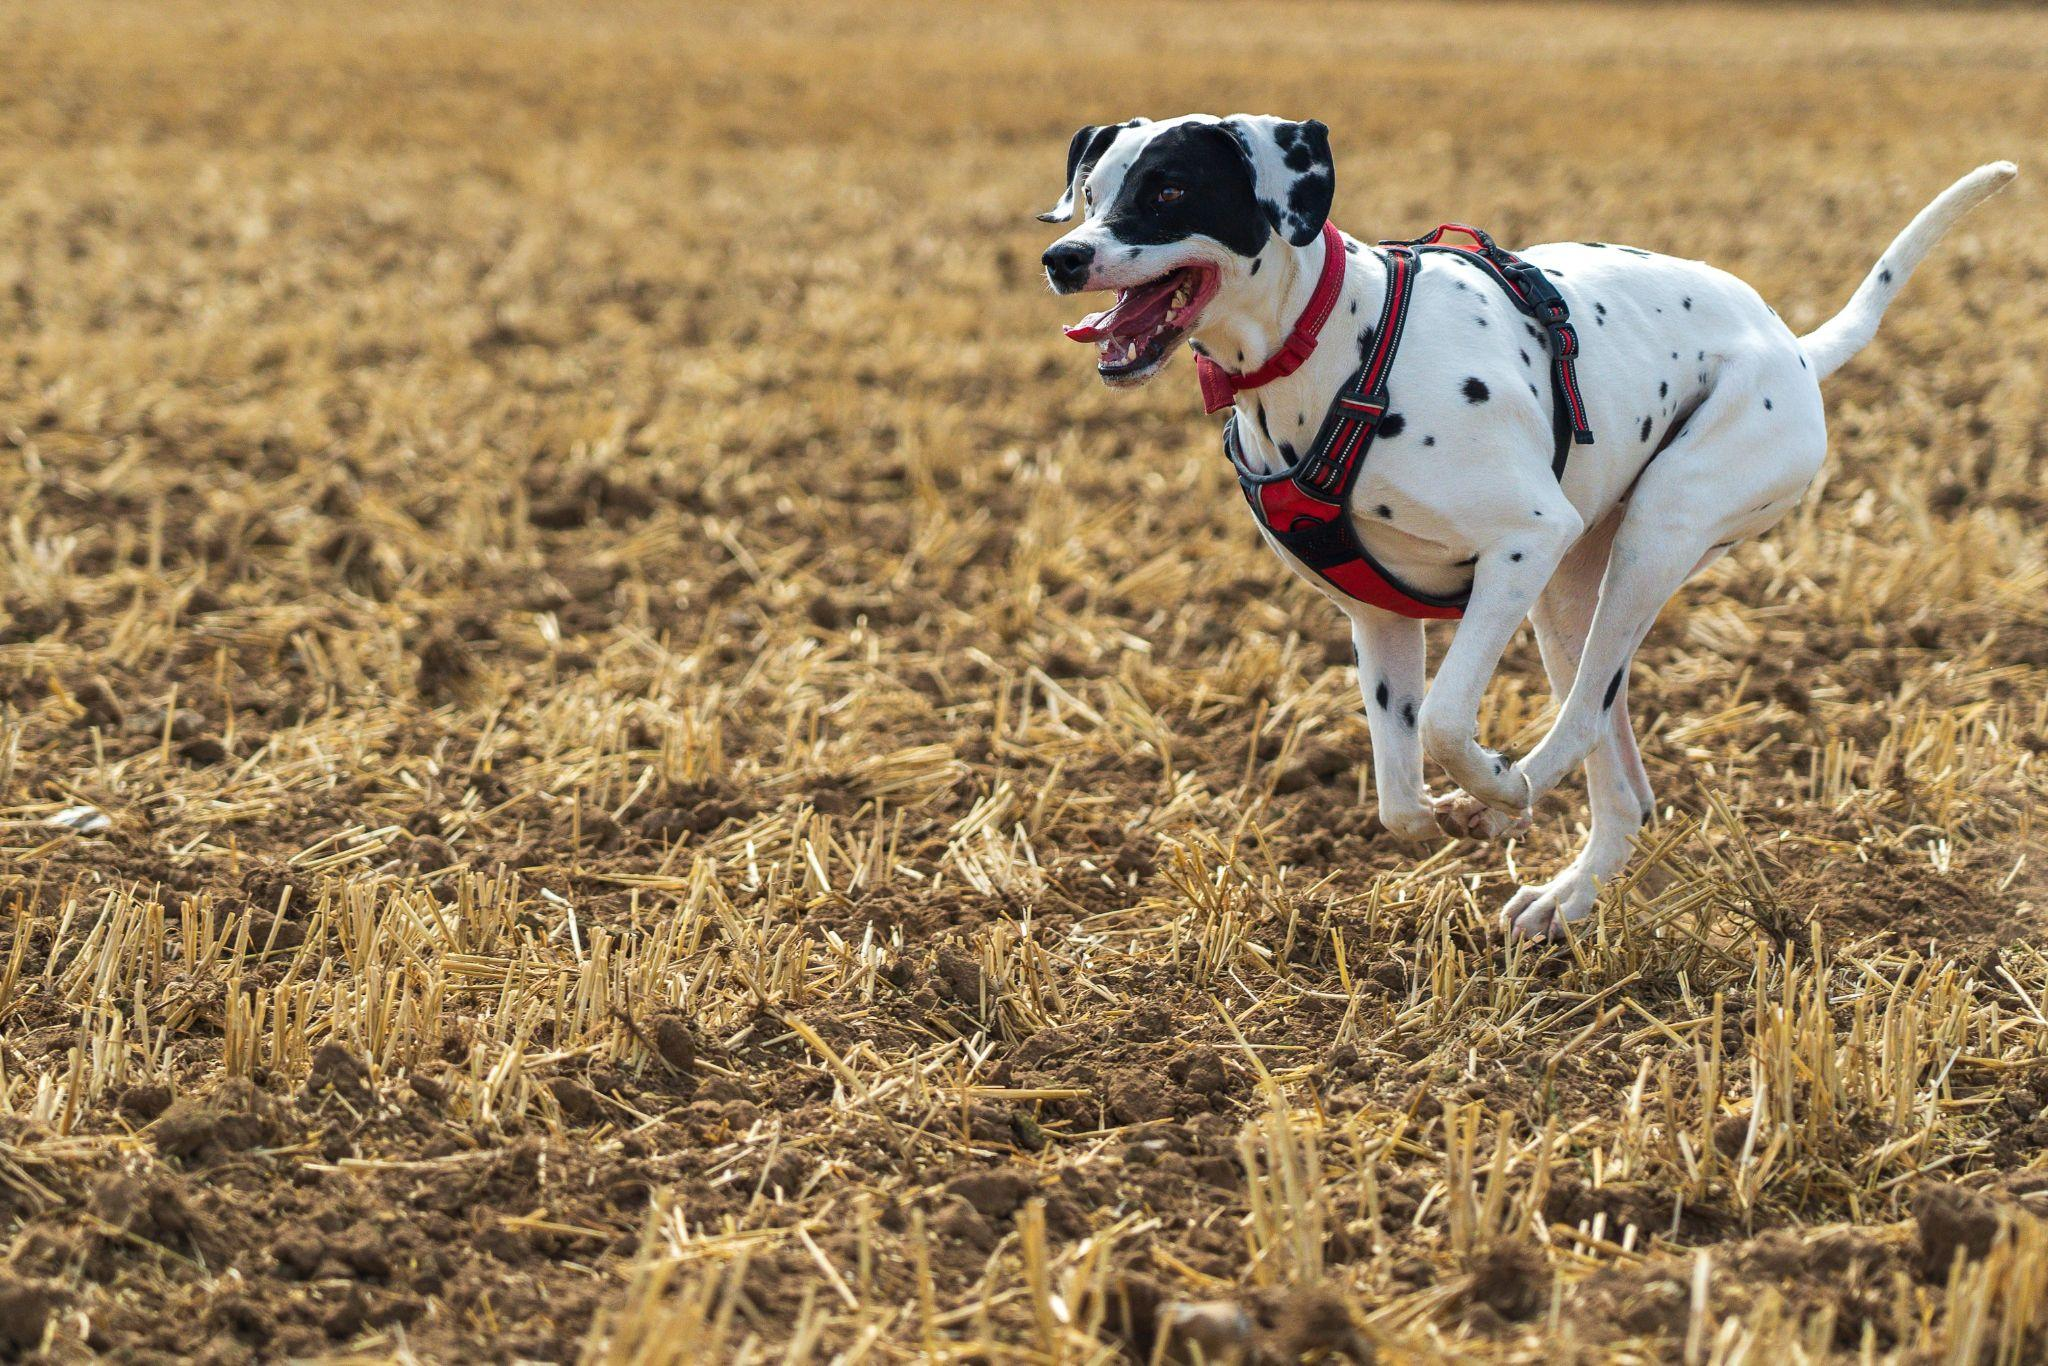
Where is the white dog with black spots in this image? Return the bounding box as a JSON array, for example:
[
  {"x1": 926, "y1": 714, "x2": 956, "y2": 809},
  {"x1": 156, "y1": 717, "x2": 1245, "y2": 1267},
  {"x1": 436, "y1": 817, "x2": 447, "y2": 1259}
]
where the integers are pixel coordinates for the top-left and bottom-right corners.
[{"x1": 1039, "y1": 113, "x2": 2015, "y2": 937}]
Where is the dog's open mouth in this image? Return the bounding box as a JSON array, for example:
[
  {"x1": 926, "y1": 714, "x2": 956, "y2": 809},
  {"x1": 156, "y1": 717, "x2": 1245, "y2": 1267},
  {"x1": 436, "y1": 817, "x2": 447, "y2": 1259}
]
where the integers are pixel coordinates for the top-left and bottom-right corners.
[{"x1": 1062, "y1": 265, "x2": 1219, "y2": 384}]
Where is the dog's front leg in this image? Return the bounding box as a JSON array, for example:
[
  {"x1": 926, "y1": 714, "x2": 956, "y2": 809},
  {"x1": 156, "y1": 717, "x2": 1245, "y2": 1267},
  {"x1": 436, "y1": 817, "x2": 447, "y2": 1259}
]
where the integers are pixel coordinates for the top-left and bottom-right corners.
[
  {"x1": 1419, "y1": 509, "x2": 1580, "y2": 827},
  {"x1": 1347, "y1": 606, "x2": 1434, "y2": 843}
]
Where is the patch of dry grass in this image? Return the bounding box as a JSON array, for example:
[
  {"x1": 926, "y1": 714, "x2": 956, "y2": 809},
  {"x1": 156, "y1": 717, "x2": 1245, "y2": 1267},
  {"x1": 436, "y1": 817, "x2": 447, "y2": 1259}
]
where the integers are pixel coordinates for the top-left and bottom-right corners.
[{"x1": 0, "y1": 1, "x2": 2046, "y2": 1360}]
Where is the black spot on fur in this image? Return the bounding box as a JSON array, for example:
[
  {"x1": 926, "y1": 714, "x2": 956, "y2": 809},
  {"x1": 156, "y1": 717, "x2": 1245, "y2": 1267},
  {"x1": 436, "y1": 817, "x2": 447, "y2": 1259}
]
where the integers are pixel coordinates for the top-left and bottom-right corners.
[
  {"x1": 1096, "y1": 122, "x2": 1272, "y2": 257},
  {"x1": 1297, "y1": 413, "x2": 1306, "y2": 427},
  {"x1": 1544, "y1": 268, "x2": 1563, "y2": 278},
  {"x1": 1348, "y1": 299, "x2": 1356, "y2": 314},
  {"x1": 1283, "y1": 171, "x2": 1331, "y2": 238},
  {"x1": 1378, "y1": 413, "x2": 1405, "y2": 438},
  {"x1": 1602, "y1": 668, "x2": 1624, "y2": 709},
  {"x1": 1375, "y1": 504, "x2": 1392, "y2": 519},
  {"x1": 1763, "y1": 398, "x2": 1773, "y2": 410},
  {"x1": 1125, "y1": 246, "x2": 1142, "y2": 259},
  {"x1": 1462, "y1": 377, "x2": 1490, "y2": 404},
  {"x1": 1526, "y1": 324, "x2": 1542, "y2": 342},
  {"x1": 1401, "y1": 702, "x2": 1416, "y2": 728},
  {"x1": 1620, "y1": 246, "x2": 1652, "y2": 258},
  {"x1": 1474, "y1": 316, "x2": 1488, "y2": 327},
  {"x1": 1276, "y1": 121, "x2": 1318, "y2": 171},
  {"x1": 1422, "y1": 435, "x2": 1435, "y2": 447},
  {"x1": 1682, "y1": 296, "x2": 1692, "y2": 310},
  {"x1": 1509, "y1": 551, "x2": 1522, "y2": 562},
  {"x1": 1658, "y1": 380, "x2": 1668, "y2": 398},
  {"x1": 1879, "y1": 267, "x2": 1892, "y2": 285},
  {"x1": 1278, "y1": 441, "x2": 1297, "y2": 463},
  {"x1": 1520, "y1": 349, "x2": 1531, "y2": 366},
  {"x1": 1639, "y1": 416, "x2": 1653, "y2": 442},
  {"x1": 1048, "y1": 123, "x2": 1123, "y2": 218},
  {"x1": 1375, "y1": 680, "x2": 1389, "y2": 709},
  {"x1": 1593, "y1": 302, "x2": 1606, "y2": 316},
  {"x1": 1250, "y1": 257, "x2": 1263, "y2": 276}
]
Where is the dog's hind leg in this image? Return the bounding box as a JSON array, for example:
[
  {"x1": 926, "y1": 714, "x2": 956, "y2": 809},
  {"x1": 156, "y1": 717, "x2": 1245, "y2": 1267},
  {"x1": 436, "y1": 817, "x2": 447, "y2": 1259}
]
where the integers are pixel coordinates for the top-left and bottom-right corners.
[
  {"x1": 1347, "y1": 607, "x2": 1436, "y2": 843},
  {"x1": 1503, "y1": 348, "x2": 1826, "y2": 935},
  {"x1": 1499, "y1": 509, "x2": 1657, "y2": 934}
]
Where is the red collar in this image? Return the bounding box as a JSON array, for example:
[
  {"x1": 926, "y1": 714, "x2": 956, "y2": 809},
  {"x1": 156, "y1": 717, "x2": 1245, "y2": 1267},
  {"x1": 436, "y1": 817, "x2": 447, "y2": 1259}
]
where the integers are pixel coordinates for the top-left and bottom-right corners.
[{"x1": 1194, "y1": 221, "x2": 1348, "y2": 415}]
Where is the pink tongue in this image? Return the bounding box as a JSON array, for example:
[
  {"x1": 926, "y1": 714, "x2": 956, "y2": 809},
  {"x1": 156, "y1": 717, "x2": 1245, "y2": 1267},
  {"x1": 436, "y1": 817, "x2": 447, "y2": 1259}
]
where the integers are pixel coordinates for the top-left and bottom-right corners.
[{"x1": 1064, "y1": 274, "x2": 1180, "y2": 343}]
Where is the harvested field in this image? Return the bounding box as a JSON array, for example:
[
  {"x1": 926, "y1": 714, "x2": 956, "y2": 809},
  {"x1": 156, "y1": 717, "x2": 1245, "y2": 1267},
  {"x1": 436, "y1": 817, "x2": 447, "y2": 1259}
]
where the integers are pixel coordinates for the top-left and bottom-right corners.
[{"x1": 1, "y1": 0, "x2": 2046, "y2": 1360}]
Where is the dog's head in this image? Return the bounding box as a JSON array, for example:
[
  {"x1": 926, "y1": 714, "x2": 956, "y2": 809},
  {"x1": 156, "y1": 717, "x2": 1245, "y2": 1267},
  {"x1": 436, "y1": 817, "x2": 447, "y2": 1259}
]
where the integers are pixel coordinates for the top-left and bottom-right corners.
[{"x1": 1038, "y1": 114, "x2": 1333, "y2": 387}]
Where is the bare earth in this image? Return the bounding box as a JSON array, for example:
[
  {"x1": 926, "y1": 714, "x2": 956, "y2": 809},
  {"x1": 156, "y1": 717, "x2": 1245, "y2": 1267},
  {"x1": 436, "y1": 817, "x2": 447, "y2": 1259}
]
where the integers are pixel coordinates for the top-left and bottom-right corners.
[{"x1": 1, "y1": 1, "x2": 2047, "y2": 1360}]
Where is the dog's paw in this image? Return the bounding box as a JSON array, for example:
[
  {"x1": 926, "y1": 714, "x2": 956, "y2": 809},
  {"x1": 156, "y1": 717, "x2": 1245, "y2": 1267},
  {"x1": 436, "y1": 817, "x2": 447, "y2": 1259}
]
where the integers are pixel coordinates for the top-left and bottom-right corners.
[
  {"x1": 1431, "y1": 790, "x2": 1530, "y2": 842},
  {"x1": 1376, "y1": 806, "x2": 1442, "y2": 847},
  {"x1": 1500, "y1": 864, "x2": 1602, "y2": 939}
]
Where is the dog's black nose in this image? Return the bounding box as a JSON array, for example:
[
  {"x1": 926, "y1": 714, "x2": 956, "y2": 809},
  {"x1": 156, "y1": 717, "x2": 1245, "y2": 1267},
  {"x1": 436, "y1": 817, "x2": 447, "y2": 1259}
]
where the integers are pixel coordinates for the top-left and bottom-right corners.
[{"x1": 1042, "y1": 241, "x2": 1094, "y2": 291}]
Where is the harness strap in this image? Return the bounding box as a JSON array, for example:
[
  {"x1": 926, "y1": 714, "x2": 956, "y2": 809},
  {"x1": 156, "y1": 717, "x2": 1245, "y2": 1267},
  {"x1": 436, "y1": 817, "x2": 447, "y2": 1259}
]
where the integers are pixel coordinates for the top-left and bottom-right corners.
[{"x1": 1397, "y1": 223, "x2": 1595, "y2": 477}]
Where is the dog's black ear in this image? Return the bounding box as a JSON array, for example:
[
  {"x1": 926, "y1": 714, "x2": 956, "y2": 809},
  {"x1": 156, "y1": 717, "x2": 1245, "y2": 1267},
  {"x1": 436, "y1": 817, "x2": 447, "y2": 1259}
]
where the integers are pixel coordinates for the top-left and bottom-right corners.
[
  {"x1": 1220, "y1": 116, "x2": 1333, "y2": 247},
  {"x1": 1038, "y1": 120, "x2": 1143, "y2": 222}
]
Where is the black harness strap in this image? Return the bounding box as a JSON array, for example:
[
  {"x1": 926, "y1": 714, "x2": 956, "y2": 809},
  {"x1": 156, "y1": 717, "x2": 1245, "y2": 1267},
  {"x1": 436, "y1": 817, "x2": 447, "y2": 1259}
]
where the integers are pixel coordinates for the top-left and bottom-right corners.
[
  {"x1": 1396, "y1": 223, "x2": 1595, "y2": 478},
  {"x1": 1222, "y1": 226, "x2": 1596, "y2": 620}
]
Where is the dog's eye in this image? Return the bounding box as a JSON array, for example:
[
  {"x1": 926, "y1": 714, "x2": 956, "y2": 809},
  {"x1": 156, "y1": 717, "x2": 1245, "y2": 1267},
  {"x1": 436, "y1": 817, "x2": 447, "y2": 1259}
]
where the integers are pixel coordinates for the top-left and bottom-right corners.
[{"x1": 1155, "y1": 185, "x2": 1185, "y2": 205}]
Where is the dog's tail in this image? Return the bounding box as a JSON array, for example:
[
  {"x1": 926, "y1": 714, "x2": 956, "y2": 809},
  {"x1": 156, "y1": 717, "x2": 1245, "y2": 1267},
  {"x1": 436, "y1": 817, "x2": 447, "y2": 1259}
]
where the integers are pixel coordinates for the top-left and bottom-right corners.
[{"x1": 1800, "y1": 161, "x2": 2017, "y2": 381}]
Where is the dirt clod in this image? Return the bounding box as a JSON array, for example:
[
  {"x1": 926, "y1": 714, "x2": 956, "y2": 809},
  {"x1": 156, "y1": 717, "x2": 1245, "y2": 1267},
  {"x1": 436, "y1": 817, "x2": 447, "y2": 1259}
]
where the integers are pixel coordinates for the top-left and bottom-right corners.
[
  {"x1": 1462, "y1": 1241, "x2": 1548, "y2": 1322},
  {"x1": 1914, "y1": 1183, "x2": 2009, "y2": 1279},
  {"x1": 0, "y1": 1276, "x2": 56, "y2": 1353},
  {"x1": 152, "y1": 1092, "x2": 271, "y2": 1161},
  {"x1": 647, "y1": 1015, "x2": 697, "y2": 1075},
  {"x1": 117, "y1": 1083, "x2": 174, "y2": 1123},
  {"x1": 944, "y1": 1168, "x2": 1034, "y2": 1220},
  {"x1": 302, "y1": 1043, "x2": 371, "y2": 1105}
]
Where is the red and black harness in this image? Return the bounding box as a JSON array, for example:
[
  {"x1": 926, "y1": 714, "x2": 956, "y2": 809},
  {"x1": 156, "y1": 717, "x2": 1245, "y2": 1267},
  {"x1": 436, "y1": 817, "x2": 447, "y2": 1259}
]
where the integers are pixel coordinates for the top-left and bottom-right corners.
[{"x1": 1198, "y1": 221, "x2": 1593, "y2": 620}]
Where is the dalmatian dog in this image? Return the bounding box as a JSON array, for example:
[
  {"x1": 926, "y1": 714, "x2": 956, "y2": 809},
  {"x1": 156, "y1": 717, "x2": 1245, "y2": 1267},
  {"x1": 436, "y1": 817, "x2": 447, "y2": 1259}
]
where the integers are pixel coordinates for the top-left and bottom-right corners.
[{"x1": 1039, "y1": 114, "x2": 2015, "y2": 937}]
